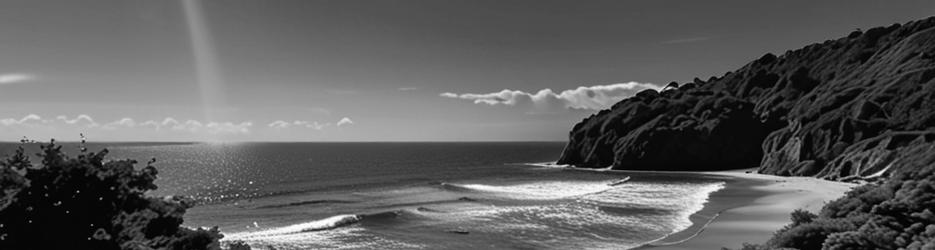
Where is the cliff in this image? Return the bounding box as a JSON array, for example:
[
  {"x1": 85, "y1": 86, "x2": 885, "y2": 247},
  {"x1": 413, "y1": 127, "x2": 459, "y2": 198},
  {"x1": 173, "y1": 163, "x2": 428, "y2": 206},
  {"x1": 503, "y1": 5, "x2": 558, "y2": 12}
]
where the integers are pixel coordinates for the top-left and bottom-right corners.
[{"x1": 557, "y1": 17, "x2": 935, "y2": 180}]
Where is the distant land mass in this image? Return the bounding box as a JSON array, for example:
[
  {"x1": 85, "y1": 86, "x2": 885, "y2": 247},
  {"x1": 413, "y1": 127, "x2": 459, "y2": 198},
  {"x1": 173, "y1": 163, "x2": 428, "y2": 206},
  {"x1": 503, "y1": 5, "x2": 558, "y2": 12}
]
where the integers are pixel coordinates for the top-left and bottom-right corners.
[{"x1": 558, "y1": 16, "x2": 935, "y2": 181}]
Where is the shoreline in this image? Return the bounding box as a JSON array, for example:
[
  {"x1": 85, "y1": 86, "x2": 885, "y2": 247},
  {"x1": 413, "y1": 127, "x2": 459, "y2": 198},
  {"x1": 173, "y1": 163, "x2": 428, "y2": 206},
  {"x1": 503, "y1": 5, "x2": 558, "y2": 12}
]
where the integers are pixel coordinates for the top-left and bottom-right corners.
[{"x1": 639, "y1": 169, "x2": 856, "y2": 249}]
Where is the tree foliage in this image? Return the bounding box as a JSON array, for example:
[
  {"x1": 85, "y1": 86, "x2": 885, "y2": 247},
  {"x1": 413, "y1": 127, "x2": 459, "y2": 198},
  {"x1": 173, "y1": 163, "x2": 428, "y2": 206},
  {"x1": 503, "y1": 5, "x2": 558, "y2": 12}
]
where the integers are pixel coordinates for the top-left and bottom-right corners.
[
  {"x1": 742, "y1": 146, "x2": 935, "y2": 249},
  {"x1": 0, "y1": 140, "x2": 224, "y2": 249}
]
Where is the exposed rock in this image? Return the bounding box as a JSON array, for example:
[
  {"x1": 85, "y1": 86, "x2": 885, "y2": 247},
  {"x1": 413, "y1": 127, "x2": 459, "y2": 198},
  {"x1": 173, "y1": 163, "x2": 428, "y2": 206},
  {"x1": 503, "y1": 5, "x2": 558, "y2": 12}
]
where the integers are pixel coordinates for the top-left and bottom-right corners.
[
  {"x1": 558, "y1": 17, "x2": 935, "y2": 177},
  {"x1": 818, "y1": 130, "x2": 935, "y2": 180}
]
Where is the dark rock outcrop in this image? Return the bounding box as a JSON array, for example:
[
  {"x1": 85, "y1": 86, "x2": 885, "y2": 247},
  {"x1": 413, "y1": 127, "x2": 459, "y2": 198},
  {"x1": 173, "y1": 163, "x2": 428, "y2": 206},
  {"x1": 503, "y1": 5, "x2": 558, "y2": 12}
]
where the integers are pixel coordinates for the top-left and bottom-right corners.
[{"x1": 558, "y1": 17, "x2": 935, "y2": 177}]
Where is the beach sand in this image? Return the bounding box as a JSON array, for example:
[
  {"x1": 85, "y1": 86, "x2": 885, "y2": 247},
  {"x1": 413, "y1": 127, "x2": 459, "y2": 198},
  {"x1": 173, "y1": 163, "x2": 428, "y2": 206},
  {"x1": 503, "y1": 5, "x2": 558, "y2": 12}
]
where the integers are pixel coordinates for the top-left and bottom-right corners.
[{"x1": 642, "y1": 170, "x2": 856, "y2": 250}]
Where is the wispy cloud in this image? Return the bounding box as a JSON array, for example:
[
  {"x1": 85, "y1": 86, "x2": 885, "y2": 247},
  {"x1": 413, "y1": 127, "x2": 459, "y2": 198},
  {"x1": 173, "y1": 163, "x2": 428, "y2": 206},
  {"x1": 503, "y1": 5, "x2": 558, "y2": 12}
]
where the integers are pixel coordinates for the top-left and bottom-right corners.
[
  {"x1": 105, "y1": 117, "x2": 253, "y2": 134},
  {"x1": 0, "y1": 113, "x2": 369, "y2": 136},
  {"x1": 0, "y1": 114, "x2": 43, "y2": 126},
  {"x1": 440, "y1": 82, "x2": 660, "y2": 111},
  {"x1": 397, "y1": 87, "x2": 419, "y2": 91},
  {"x1": 2, "y1": 114, "x2": 254, "y2": 135},
  {"x1": 56, "y1": 115, "x2": 98, "y2": 127},
  {"x1": 268, "y1": 120, "x2": 330, "y2": 130},
  {"x1": 661, "y1": 36, "x2": 712, "y2": 44},
  {"x1": 337, "y1": 117, "x2": 354, "y2": 127},
  {"x1": 102, "y1": 118, "x2": 136, "y2": 129},
  {"x1": 0, "y1": 73, "x2": 35, "y2": 85},
  {"x1": 268, "y1": 120, "x2": 290, "y2": 129},
  {"x1": 203, "y1": 121, "x2": 253, "y2": 134}
]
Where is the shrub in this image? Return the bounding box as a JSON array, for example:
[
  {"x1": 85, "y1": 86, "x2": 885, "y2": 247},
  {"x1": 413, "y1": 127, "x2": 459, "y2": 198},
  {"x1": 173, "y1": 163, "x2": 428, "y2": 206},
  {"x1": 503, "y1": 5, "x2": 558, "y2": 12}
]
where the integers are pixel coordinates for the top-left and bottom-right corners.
[
  {"x1": 767, "y1": 218, "x2": 857, "y2": 249},
  {"x1": 789, "y1": 209, "x2": 817, "y2": 226},
  {"x1": 739, "y1": 146, "x2": 935, "y2": 249},
  {"x1": 0, "y1": 140, "x2": 228, "y2": 250}
]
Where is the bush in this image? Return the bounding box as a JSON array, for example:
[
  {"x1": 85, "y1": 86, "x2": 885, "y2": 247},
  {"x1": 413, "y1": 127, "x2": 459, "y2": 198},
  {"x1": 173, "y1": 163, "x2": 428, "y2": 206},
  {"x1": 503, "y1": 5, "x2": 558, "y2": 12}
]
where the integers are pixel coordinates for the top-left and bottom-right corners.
[
  {"x1": 0, "y1": 140, "x2": 228, "y2": 249},
  {"x1": 740, "y1": 146, "x2": 935, "y2": 249},
  {"x1": 789, "y1": 209, "x2": 817, "y2": 226},
  {"x1": 767, "y1": 218, "x2": 858, "y2": 249}
]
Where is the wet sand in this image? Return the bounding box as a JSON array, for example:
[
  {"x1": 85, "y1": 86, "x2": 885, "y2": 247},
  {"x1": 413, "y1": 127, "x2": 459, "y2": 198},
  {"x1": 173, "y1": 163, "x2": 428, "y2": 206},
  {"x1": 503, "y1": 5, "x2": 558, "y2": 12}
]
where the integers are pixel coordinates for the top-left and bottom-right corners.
[{"x1": 642, "y1": 170, "x2": 855, "y2": 250}]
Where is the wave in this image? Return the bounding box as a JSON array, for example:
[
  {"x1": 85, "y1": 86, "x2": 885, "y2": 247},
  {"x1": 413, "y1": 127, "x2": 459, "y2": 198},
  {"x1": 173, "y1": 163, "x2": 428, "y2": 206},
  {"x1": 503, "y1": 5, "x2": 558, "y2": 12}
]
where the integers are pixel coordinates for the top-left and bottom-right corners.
[
  {"x1": 227, "y1": 210, "x2": 410, "y2": 240},
  {"x1": 224, "y1": 179, "x2": 727, "y2": 250},
  {"x1": 512, "y1": 161, "x2": 621, "y2": 171},
  {"x1": 641, "y1": 210, "x2": 724, "y2": 248},
  {"x1": 512, "y1": 161, "x2": 567, "y2": 168},
  {"x1": 222, "y1": 210, "x2": 425, "y2": 249},
  {"x1": 439, "y1": 180, "x2": 615, "y2": 200},
  {"x1": 228, "y1": 214, "x2": 362, "y2": 239}
]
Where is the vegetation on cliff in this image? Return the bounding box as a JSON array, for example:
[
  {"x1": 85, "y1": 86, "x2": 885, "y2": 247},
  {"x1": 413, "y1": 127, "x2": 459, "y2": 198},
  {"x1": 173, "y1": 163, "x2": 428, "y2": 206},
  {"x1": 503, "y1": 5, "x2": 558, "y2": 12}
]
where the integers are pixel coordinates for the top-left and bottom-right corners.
[
  {"x1": 739, "y1": 143, "x2": 935, "y2": 249},
  {"x1": 0, "y1": 140, "x2": 225, "y2": 250},
  {"x1": 558, "y1": 16, "x2": 935, "y2": 179},
  {"x1": 553, "y1": 15, "x2": 935, "y2": 250}
]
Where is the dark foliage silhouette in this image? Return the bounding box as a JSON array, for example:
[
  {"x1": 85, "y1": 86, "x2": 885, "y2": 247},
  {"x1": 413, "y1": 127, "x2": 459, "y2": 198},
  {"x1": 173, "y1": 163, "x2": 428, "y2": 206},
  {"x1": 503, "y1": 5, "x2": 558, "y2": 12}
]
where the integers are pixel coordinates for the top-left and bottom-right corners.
[{"x1": 0, "y1": 140, "x2": 225, "y2": 250}]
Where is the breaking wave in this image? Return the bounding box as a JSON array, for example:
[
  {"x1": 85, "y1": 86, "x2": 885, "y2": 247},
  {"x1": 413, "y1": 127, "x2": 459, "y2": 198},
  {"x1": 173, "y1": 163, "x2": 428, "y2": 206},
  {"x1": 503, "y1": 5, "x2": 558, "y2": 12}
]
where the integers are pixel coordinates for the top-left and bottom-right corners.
[{"x1": 439, "y1": 180, "x2": 616, "y2": 200}]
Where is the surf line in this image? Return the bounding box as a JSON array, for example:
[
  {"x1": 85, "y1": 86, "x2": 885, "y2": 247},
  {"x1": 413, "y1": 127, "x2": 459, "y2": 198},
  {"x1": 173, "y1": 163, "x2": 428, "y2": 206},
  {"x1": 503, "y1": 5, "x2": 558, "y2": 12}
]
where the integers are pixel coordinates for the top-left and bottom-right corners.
[{"x1": 635, "y1": 207, "x2": 731, "y2": 249}]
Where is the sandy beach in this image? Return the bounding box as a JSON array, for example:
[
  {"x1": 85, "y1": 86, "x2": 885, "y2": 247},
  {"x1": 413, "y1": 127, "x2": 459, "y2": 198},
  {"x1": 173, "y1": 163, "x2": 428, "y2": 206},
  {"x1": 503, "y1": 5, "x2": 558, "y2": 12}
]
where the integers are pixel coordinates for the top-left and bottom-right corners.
[{"x1": 642, "y1": 170, "x2": 856, "y2": 250}]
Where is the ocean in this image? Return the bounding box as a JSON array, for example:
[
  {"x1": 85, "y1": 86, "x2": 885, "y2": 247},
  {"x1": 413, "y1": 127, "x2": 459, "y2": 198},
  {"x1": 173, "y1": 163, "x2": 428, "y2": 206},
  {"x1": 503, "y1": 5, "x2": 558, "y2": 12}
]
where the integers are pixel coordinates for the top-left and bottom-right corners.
[{"x1": 0, "y1": 142, "x2": 726, "y2": 249}]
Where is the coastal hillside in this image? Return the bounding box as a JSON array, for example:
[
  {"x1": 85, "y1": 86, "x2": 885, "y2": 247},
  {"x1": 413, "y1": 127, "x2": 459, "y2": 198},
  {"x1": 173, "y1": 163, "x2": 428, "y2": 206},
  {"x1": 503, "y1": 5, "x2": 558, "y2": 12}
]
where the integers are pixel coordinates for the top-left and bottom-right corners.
[
  {"x1": 558, "y1": 17, "x2": 935, "y2": 180},
  {"x1": 741, "y1": 144, "x2": 935, "y2": 249}
]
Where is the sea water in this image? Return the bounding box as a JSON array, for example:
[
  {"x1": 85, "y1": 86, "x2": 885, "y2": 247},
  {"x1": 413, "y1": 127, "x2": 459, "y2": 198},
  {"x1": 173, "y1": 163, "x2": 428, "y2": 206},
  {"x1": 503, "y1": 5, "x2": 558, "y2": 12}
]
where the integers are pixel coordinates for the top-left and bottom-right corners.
[{"x1": 0, "y1": 142, "x2": 725, "y2": 249}]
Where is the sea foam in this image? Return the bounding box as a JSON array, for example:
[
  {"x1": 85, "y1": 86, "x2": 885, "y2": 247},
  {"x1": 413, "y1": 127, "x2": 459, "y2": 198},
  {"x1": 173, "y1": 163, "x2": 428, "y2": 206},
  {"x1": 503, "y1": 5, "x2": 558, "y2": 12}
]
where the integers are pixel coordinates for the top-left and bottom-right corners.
[
  {"x1": 227, "y1": 214, "x2": 362, "y2": 239},
  {"x1": 445, "y1": 180, "x2": 615, "y2": 200}
]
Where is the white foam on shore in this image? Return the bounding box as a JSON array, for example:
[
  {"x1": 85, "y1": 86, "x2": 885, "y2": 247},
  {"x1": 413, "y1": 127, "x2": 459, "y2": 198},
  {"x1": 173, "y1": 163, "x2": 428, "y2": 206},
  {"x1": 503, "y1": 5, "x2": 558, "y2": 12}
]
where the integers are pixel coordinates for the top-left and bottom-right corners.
[
  {"x1": 226, "y1": 214, "x2": 361, "y2": 239},
  {"x1": 668, "y1": 182, "x2": 725, "y2": 232},
  {"x1": 519, "y1": 161, "x2": 568, "y2": 168},
  {"x1": 430, "y1": 180, "x2": 727, "y2": 249},
  {"x1": 224, "y1": 214, "x2": 425, "y2": 250},
  {"x1": 224, "y1": 226, "x2": 424, "y2": 250},
  {"x1": 455, "y1": 180, "x2": 614, "y2": 200}
]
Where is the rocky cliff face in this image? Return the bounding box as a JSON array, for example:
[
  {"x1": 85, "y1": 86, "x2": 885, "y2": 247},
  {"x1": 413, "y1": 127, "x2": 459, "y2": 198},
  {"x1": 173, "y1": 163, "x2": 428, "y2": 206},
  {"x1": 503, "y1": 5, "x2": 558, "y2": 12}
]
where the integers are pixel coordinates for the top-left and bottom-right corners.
[{"x1": 558, "y1": 17, "x2": 935, "y2": 179}]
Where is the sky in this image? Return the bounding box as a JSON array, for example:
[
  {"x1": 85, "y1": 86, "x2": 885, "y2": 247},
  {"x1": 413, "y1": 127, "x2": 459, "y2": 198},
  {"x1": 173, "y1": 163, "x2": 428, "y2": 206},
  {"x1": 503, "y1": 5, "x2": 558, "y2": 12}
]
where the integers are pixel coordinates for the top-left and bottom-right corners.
[{"x1": 0, "y1": 0, "x2": 933, "y2": 142}]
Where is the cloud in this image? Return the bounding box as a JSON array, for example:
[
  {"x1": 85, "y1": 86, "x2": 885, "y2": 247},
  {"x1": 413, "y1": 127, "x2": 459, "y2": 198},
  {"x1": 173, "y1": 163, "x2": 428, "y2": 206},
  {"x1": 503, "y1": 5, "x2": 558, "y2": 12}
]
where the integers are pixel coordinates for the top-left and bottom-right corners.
[
  {"x1": 440, "y1": 82, "x2": 660, "y2": 111},
  {"x1": 397, "y1": 87, "x2": 419, "y2": 91},
  {"x1": 56, "y1": 115, "x2": 98, "y2": 127},
  {"x1": 0, "y1": 114, "x2": 43, "y2": 126},
  {"x1": 139, "y1": 120, "x2": 159, "y2": 128},
  {"x1": 1, "y1": 114, "x2": 377, "y2": 136},
  {"x1": 156, "y1": 119, "x2": 252, "y2": 134},
  {"x1": 268, "y1": 120, "x2": 335, "y2": 130},
  {"x1": 0, "y1": 73, "x2": 35, "y2": 85},
  {"x1": 292, "y1": 121, "x2": 329, "y2": 130},
  {"x1": 661, "y1": 36, "x2": 712, "y2": 44},
  {"x1": 337, "y1": 117, "x2": 354, "y2": 127},
  {"x1": 0, "y1": 115, "x2": 255, "y2": 135},
  {"x1": 172, "y1": 120, "x2": 203, "y2": 132},
  {"x1": 268, "y1": 120, "x2": 290, "y2": 129},
  {"x1": 102, "y1": 118, "x2": 136, "y2": 129},
  {"x1": 95, "y1": 117, "x2": 253, "y2": 134},
  {"x1": 204, "y1": 121, "x2": 253, "y2": 134},
  {"x1": 160, "y1": 117, "x2": 181, "y2": 127}
]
